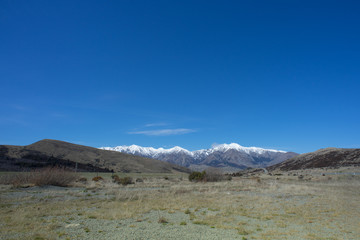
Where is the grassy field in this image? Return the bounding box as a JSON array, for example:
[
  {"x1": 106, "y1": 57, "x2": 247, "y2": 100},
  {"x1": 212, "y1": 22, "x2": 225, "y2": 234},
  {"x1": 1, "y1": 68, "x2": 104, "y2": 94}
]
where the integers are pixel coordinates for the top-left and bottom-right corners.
[{"x1": 1, "y1": 170, "x2": 359, "y2": 239}]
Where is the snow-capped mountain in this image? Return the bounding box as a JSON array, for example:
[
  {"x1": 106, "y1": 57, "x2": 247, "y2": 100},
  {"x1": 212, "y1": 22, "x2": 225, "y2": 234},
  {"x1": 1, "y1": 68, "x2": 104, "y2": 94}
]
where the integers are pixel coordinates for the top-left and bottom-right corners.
[
  {"x1": 100, "y1": 143, "x2": 298, "y2": 171},
  {"x1": 101, "y1": 145, "x2": 191, "y2": 157}
]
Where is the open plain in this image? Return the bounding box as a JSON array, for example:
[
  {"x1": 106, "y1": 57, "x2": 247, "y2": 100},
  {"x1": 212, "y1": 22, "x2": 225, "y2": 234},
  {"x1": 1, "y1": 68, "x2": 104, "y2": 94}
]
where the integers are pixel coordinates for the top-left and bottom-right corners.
[{"x1": 1, "y1": 169, "x2": 359, "y2": 240}]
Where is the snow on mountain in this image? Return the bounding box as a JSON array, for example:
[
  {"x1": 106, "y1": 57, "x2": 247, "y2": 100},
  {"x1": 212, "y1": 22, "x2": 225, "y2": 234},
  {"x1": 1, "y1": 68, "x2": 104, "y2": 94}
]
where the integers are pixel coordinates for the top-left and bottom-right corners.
[
  {"x1": 101, "y1": 143, "x2": 285, "y2": 157},
  {"x1": 101, "y1": 145, "x2": 191, "y2": 157},
  {"x1": 100, "y1": 143, "x2": 296, "y2": 171},
  {"x1": 196, "y1": 143, "x2": 286, "y2": 155}
]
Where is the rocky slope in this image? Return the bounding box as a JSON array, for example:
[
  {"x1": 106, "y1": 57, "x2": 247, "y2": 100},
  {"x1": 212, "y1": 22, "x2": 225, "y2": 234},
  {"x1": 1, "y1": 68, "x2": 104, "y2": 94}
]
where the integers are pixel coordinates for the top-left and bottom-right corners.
[
  {"x1": 0, "y1": 139, "x2": 190, "y2": 173},
  {"x1": 101, "y1": 143, "x2": 298, "y2": 171},
  {"x1": 268, "y1": 147, "x2": 360, "y2": 171}
]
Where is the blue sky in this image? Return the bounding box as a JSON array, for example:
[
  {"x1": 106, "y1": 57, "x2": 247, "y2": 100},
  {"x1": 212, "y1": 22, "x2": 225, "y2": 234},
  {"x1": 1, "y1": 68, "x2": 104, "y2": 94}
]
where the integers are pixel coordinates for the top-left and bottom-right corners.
[{"x1": 1, "y1": 0, "x2": 359, "y2": 153}]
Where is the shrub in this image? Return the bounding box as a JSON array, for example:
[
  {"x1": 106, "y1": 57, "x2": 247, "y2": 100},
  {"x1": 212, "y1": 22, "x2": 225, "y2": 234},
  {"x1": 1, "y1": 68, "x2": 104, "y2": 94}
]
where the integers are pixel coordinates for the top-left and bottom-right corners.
[
  {"x1": 113, "y1": 176, "x2": 133, "y2": 185},
  {"x1": 77, "y1": 177, "x2": 87, "y2": 182},
  {"x1": 188, "y1": 168, "x2": 229, "y2": 182},
  {"x1": 225, "y1": 175, "x2": 232, "y2": 181},
  {"x1": 120, "y1": 176, "x2": 133, "y2": 185},
  {"x1": 188, "y1": 171, "x2": 206, "y2": 182},
  {"x1": 158, "y1": 217, "x2": 168, "y2": 224},
  {"x1": 204, "y1": 168, "x2": 226, "y2": 182},
  {"x1": 0, "y1": 167, "x2": 77, "y2": 187},
  {"x1": 112, "y1": 175, "x2": 121, "y2": 183},
  {"x1": 0, "y1": 173, "x2": 31, "y2": 186},
  {"x1": 92, "y1": 176, "x2": 103, "y2": 182},
  {"x1": 135, "y1": 178, "x2": 144, "y2": 183},
  {"x1": 32, "y1": 167, "x2": 77, "y2": 187}
]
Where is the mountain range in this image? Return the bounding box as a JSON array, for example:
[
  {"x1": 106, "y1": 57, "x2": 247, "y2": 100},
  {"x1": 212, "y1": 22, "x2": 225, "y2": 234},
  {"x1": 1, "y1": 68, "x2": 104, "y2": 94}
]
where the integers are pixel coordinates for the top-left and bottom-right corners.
[
  {"x1": 2, "y1": 140, "x2": 358, "y2": 173},
  {"x1": 0, "y1": 139, "x2": 190, "y2": 173},
  {"x1": 101, "y1": 143, "x2": 298, "y2": 171}
]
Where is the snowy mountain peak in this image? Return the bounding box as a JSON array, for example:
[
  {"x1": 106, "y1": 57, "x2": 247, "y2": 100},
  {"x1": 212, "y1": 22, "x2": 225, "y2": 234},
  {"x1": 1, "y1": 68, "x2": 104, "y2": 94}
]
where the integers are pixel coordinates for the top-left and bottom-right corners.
[
  {"x1": 211, "y1": 143, "x2": 286, "y2": 154},
  {"x1": 167, "y1": 146, "x2": 190, "y2": 154},
  {"x1": 212, "y1": 143, "x2": 243, "y2": 151},
  {"x1": 100, "y1": 144, "x2": 191, "y2": 156},
  {"x1": 100, "y1": 143, "x2": 296, "y2": 171},
  {"x1": 101, "y1": 143, "x2": 286, "y2": 156}
]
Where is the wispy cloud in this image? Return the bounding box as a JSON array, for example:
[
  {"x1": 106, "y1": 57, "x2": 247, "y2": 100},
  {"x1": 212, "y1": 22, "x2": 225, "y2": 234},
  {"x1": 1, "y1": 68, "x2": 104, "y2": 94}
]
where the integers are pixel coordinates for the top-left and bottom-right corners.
[
  {"x1": 128, "y1": 128, "x2": 196, "y2": 136},
  {"x1": 145, "y1": 122, "x2": 169, "y2": 127}
]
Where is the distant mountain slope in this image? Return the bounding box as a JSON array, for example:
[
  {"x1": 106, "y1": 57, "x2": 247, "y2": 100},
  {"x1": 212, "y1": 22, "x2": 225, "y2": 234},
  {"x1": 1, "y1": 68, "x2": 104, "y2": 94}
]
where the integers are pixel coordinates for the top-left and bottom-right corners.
[
  {"x1": 268, "y1": 147, "x2": 360, "y2": 171},
  {"x1": 0, "y1": 139, "x2": 190, "y2": 173},
  {"x1": 101, "y1": 143, "x2": 298, "y2": 171}
]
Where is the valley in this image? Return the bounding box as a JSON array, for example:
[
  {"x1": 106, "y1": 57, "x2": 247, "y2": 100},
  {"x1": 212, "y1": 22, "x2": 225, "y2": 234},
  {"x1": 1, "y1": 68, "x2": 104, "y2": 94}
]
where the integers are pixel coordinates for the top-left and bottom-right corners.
[
  {"x1": 1, "y1": 140, "x2": 360, "y2": 239},
  {"x1": 1, "y1": 169, "x2": 359, "y2": 240}
]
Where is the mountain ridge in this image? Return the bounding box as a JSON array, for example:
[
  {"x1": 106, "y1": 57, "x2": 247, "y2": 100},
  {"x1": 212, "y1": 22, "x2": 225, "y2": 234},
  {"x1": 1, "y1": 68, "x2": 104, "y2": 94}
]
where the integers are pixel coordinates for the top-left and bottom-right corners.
[
  {"x1": 101, "y1": 143, "x2": 287, "y2": 157},
  {"x1": 268, "y1": 147, "x2": 360, "y2": 171},
  {"x1": 101, "y1": 143, "x2": 298, "y2": 171},
  {"x1": 0, "y1": 139, "x2": 190, "y2": 173}
]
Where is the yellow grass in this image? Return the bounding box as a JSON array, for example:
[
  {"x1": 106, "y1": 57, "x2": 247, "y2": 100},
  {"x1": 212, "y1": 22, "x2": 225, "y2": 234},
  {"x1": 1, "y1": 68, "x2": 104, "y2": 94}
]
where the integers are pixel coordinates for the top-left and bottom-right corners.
[{"x1": 0, "y1": 172, "x2": 359, "y2": 239}]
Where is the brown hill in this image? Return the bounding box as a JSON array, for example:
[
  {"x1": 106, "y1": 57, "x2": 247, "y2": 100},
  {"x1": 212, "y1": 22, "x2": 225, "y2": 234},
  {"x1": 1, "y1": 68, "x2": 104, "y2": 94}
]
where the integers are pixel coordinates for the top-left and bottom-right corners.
[
  {"x1": 268, "y1": 147, "x2": 360, "y2": 171},
  {"x1": 0, "y1": 139, "x2": 190, "y2": 173}
]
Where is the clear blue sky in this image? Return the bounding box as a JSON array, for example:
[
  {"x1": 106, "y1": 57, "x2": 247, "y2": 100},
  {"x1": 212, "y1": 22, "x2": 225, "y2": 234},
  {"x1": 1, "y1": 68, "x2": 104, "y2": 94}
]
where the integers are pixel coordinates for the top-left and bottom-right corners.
[{"x1": 1, "y1": 0, "x2": 359, "y2": 153}]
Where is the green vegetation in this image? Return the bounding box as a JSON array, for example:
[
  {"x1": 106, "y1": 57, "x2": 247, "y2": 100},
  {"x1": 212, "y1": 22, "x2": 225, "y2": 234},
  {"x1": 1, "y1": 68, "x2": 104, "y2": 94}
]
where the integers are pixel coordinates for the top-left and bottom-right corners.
[
  {"x1": 188, "y1": 169, "x2": 230, "y2": 182},
  {"x1": 188, "y1": 171, "x2": 206, "y2": 182}
]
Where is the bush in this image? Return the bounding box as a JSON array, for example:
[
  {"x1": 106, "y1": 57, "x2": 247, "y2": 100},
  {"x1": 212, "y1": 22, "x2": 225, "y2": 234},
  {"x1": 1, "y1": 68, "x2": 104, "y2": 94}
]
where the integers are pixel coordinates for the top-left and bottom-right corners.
[
  {"x1": 226, "y1": 175, "x2": 232, "y2": 181},
  {"x1": 111, "y1": 174, "x2": 120, "y2": 183},
  {"x1": 158, "y1": 216, "x2": 168, "y2": 224},
  {"x1": 188, "y1": 169, "x2": 230, "y2": 182},
  {"x1": 120, "y1": 176, "x2": 133, "y2": 185},
  {"x1": 189, "y1": 171, "x2": 206, "y2": 182},
  {"x1": 77, "y1": 177, "x2": 87, "y2": 182},
  {"x1": 135, "y1": 178, "x2": 144, "y2": 183},
  {"x1": 113, "y1": 176, "x2": 133, "y2": 185},
  {"x1": 204, "y1": 168, "x2": 226, "y2": 182},
  {"x1": 0, "y1": 167, "x2": 77, "y2": 187},
  {"x1": 92, "y1": 176, "x2": 103, "y2": 182},
  {"x1": 32, "y1": 167, "x2": 77, "y2": 187},
  {"x1": 0, "y1": 173, "x2": 31, "y2": 186}
]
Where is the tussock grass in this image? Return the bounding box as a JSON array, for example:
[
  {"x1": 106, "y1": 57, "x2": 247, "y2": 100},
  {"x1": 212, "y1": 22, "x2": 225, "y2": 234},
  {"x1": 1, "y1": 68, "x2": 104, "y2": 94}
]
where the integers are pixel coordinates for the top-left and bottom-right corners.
[
  {"x1": 0, "y1": 172, "x2": 359, "y2": 239},
  {"x1": 0, "y1": 167, "x2": 77, "y2": 187}
]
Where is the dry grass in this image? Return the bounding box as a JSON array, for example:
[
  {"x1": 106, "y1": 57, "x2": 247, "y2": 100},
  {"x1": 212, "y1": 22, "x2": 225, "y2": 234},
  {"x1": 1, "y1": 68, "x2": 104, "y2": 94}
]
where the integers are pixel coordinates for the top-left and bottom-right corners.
[
  {"x1": 0, "y1": 167, "x2": 77, "y2": 187},
  {"x1": 0, "y1": 171, "x2": 359, "y2": 239}
]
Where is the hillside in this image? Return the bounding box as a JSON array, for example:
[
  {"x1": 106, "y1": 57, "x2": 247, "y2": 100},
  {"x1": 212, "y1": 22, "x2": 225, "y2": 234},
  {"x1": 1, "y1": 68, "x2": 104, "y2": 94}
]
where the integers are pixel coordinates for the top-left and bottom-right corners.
[
  {"x1": 268, "y1": 147, "x2": 360, "y2": 171},
  {"x1": 0, "y1": 139, "x2": 190, "y2": 173}
]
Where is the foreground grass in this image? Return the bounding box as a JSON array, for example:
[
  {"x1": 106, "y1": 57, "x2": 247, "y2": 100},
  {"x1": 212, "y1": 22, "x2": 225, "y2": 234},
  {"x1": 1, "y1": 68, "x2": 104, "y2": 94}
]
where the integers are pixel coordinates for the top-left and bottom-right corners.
[{"x1": 0, "y1": 172, "x2": 359, "y2": 239}]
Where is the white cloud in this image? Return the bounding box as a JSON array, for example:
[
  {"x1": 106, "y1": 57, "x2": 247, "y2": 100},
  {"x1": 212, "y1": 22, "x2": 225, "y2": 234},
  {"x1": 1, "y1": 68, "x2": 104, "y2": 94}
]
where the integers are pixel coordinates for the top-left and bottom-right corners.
[
  {"x1": 128, "y1": 128, "x2": 196, "y2": 136},
  {"x1": 145, "y1": 122, "x2": 169, "y2": 127}
]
